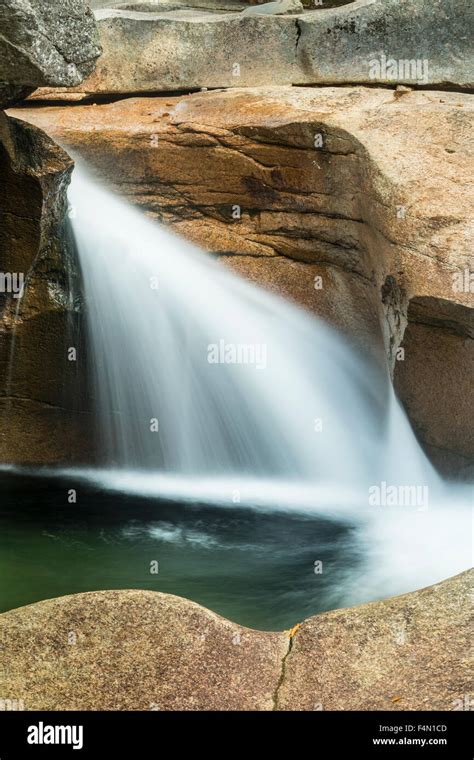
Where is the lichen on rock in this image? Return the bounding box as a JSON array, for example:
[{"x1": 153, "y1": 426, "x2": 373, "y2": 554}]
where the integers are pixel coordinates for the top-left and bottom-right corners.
[{"x1": 0, "y1": 0, "x2": 101, "y2": 90}]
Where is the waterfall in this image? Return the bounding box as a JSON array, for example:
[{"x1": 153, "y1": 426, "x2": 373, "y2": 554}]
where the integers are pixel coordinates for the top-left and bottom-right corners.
[
  {"x1": 3, "y1": 161, "x2": 468, "y2": 609},
  {"x1": 69, "y1": 164, "x2": 435, "y2": 501}
]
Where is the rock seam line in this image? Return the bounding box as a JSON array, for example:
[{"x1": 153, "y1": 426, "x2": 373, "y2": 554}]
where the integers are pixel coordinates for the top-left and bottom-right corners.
[{"x1": 272, "y1": 633, "x2": 294, "y2": 711}]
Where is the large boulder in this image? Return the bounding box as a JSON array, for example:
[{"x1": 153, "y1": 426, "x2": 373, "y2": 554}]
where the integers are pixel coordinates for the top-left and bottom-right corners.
[
  {"x1": 79, "y1": 8, "x2": 300, "y2": 92},
  {"x1": 0, "y1": 571, "x2": 471, "y2": 710},
  {"x1": 0, "y1": 589, "x2": 288, "y2": 710},
  {"x1": 297, "y1": 0, "x2": 473, "y2": 88},
  {"x1": 12, "y1": 85, "x2": 473, "y2": 473},
  {"x1": 0, "y1": 0, "x2": 101, "y2": 92},
  {"x1": 30, "y1": 0, "x2": 473, "y2": 98},
  {"x1": 278, "y1": 569, "x2": 473, "y2": 711}
]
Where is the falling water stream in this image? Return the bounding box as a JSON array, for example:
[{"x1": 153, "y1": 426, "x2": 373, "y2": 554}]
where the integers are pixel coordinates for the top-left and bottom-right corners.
[
  {"x1": 0, "y1": 164, "x2": 471, "y2": 628},
  {"x1": 68, "y1": 165, "x2": 471, "y2": 601},
  {"x1": 69, "y1": 165, "x2": 431, "y2": 489}
]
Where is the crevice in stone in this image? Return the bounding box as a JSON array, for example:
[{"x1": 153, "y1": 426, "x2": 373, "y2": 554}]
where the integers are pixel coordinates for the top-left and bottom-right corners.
[
  {"x1": 295, "y1": 17, "x2": 302, "y2": 53},
  {"x1": 0, "y1": 395, "x2": 89, "y2": 413},
  {"x1": 20, "y1": 87, "x2": 206, "y2": 107},
  {"x1": 272, "y1": 633, "x2": 294, "y2": 711},
  {"x1": 22, "y1": 82, "x2": 472, "y2": 109},
  {"x1": 291, "y1": 81, "x2": 474, "y2": 95},
  {"x1": 214, "y1": 251, "x2": 277, "y2": 260},
  {"x1": 381, "y1": 274, "x2": 408, "y2": 374}
]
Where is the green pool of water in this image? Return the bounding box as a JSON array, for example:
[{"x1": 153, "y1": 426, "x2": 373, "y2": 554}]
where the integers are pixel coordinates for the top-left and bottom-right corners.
[{"x1": 0, "y1": 471, "x2": 361, "y2": 630}]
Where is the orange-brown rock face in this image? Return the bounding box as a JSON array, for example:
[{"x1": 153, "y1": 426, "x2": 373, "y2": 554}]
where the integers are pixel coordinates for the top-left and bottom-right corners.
[
  {"x1": 11, "y1": 86, "x2": 473, "y2": 473},
  {"x1": 0, "y1": 114, "x2": 95, "y2": 465},
  {"x1": 0, "y1": 0, "x2": 101, "y2": 465}
]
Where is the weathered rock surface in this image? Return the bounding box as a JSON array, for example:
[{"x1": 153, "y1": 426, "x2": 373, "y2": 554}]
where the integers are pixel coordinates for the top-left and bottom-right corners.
[
  {"x1": 0, "y1": 589, "x2": 288, "y2": 710},
  {"x1": 81, "y1": 8, "x2": 300, "y2": 92},
  {"x1": 0, "y1": 113, "x2": 95, "y2": 464},
  {"x1": 278, "y1": 569, "x2": 473, "y2": 711},
  {"x1": 89, "y1": 0, "x2": 351, "y2": 7},
  {"x1": 30, "y1": 0, "x2": 473, "y2": 99},
  {"x1": 0, "y1": 571, "x2": 471, "y2": 710},
  {"x1": 0, "y1": 0, "x2": 101, "y2": 89},
  {"x1": 90, "y1": 0, "x2": 245, "y2": 9},
  {"x1": 0, "y1": 1, "x2": 100, "y2": 463},
  {"x1": 12, "y1": 86, "x2": 473, "y2": 472},
  {"x1": 394, "y1": 298, "x2": 474, "y2": 476},
  {"x1": 0, "y1": 84, "x2": 33, "y2": 110},
  {"x1": 297, "y1": 0, "x2": 473, "y2": 89}
]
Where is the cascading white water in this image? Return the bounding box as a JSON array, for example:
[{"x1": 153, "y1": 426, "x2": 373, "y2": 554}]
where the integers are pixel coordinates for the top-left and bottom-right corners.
[
  {"x1": 69, "y1": 165, "x2": 431, "y2": 488},
  {"x1": 67, "y1": 164, "x2": 472, "y2": 603}
]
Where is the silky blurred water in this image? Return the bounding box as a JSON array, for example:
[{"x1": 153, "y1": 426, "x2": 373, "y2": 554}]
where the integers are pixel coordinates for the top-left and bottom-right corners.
[{"x1": 69, "y1": 164, "x2": 436, "y2": 492}]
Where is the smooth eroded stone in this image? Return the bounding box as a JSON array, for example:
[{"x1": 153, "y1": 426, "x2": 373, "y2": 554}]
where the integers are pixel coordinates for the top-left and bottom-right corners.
[
  {"x1": 0, "y1": 590, "x2": 288, "y2": 710},
  {"x1": 0, "y1": 573, "x2": 471, "y2": 710},
  {"x1": 277, "y1": 569, "x2": 474, "y2": 710}
]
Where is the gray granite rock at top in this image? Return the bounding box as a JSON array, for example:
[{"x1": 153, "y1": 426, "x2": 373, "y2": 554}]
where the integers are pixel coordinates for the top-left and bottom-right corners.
[
  {"x1": 63, "y1": 0, "x2": 472, "y2": 94},
  {"x1": 0, "y1": 0, "x2": 102, "y2": 88},
  {"x1": 85, "y1": 9, "x2": 301, "y2": 91},
  {"x1": 297, "y1": 0, "x2": 473, "y2": 88},
  {"x1": 90, "y1": 0, "x2": 245, "y2": 7}
]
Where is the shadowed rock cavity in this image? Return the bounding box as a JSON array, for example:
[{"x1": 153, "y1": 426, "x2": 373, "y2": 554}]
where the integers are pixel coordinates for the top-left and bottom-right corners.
[{"x1": 394, "y1": 297, "x2": 474, "y2": 479}]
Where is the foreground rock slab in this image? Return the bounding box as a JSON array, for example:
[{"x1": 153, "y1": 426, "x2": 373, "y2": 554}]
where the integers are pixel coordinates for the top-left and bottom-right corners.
[
  {"x1": 278, "y1": 569, "x2": 473, "y2": 711},
  {"x1": 0, "y1": 571, "x2": 471, "y2": 710},
  {"x1": 0, "y1": 590, "x2": 287, "y2": 710},
  {"x1": 31, "y1": 0, "x2": 473, "y2": 98}
]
